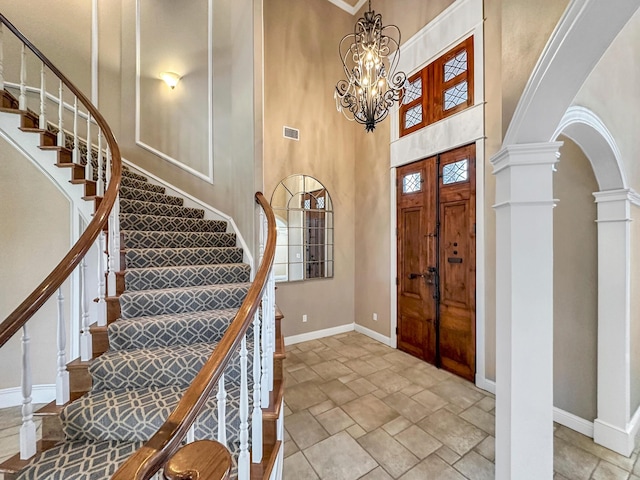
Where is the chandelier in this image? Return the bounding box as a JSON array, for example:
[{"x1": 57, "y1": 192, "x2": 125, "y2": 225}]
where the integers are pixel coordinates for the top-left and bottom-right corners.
[{"x1": 334, "y1": 0, "x2": 406, "y2": 132}]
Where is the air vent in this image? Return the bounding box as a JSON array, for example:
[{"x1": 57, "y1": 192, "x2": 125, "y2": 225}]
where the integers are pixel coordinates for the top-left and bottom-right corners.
[{"x1": 283, "y1": 126, "x2": 300, "y2": 141}]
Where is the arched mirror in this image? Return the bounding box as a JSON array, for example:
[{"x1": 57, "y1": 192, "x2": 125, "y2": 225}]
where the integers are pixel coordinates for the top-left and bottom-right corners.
[{"x1": 270, "y1": 175, "x2": 334, "y2": 282}]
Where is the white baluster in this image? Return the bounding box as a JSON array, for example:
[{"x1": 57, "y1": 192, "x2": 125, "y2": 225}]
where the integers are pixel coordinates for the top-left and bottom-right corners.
[
  {"x1": 216, "y1": 374, "x2": 227, "y2": 447},
  {"x1": 57, "y1": 80, "x2": 64, "y2": 147},
  {"x1": 186, "y1": 424, "x2": 195, "y2": 444},
  {"x1": 72, "y1": 97, "x2": 79, "y2": 164},
  {"x1": 96, "y1": 232, "x2": 107, "y2": 326},
  {"x1": 39, "y1": 62, "x2": 46, "y2": 129},
  {"x1": 79, "y1": 257, "x2": 92, "y2": 361},
  {"x1": 56, "y1": 287, "x2": 70, "y2": 405},
  {"x1": 106, "y1": 147, "x2": 119, "y2": 296},
  {"x1": 19, "y1": 326, "x2": 36, "y2": 460},
  {"x1": 97, "y1": 131, "x2": 104, "y2": 196},
  {"x1": 19, "y1": 43, "x2": 26, "y2": 110},
  {"x1": 85, "y1": 113, "x2": 92, "y2": 181},
  {"x1": 252, "y1": 309, "x2": 263, "y2": 463},
  {"x1": 238, "y1": 336, "x2": 250, "y2": 479},
  {"x1": 260, "y1": 301, "x2": 269, "y2": 408},
  {"x1": 0, "y1": 24, "x2": 4, "y2": 91}
]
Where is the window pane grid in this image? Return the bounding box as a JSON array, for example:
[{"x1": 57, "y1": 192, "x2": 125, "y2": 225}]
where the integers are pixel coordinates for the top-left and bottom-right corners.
[
  {"x1": 403, "y1": 77, "x2": 422, "y2": 105},
  {"x1": 444, "y1": 50, "x2": 468, "y2": 81},
  {"x1": 444, "y1": 80, "x2": 468, "y2": 111},
  {"x1": 404, "y1": 104, "x2": 423, "y2": 130},
  {"x1": 442, "y1": 159, "x2": 469, "y2": 184}
]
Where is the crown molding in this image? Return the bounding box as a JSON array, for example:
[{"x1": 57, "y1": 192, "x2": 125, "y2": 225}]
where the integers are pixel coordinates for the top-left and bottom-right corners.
[{"x1": 325, "y1": 0, "x2": 367, "y2": 16}]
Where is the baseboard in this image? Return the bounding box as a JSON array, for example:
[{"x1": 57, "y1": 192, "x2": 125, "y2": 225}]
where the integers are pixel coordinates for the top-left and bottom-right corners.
[
  {"x1": 0, "y1": 384, "x2": 56, "y2": 409},
  {"x1": 354, "y1": 324, "x2": 392, "y2": 346},
  {"x1": 284, "y1": 324, "x2": 354, "y2": 346},
  {"x1": 475, "y1": 376, "x2": 496, "y2": 395},
  {"x1": 554, "y1": 408, "x2": 594, "y2": 438},
  {"x1": 593, "y1": 405, "x2": 640, "y2": 457}
]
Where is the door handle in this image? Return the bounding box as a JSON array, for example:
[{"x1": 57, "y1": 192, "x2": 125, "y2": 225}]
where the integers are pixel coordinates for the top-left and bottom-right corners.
[{"x1": 408, "y1": 272, "x2": 426, "y2": 280}]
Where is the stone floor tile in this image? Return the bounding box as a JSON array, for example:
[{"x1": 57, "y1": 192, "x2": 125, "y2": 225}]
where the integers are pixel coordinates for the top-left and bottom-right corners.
[
  {"x1": 362, "y1": 343, "x2": 394, "y2": 355},
  {"x1": 383, "y1": 392, "x2": 430, "y2": 423},
  {"x1": 345, "y1": 377, "x2": 378, "y2": 396},
  {"x1": 308, "y1": 399, "x2": 336, "y2": 416},
  {"x1": 459, "y1": 406, "x2": 495, "y2": 436},
  {"x1": 283, "y1": 403, "x2": 292, "y2": 416},
  {"x1": 283, "y1": 451, "x2": 319, "y2": 480},
  {"x1": 338, "y1": 373, "x2": 361, "y2": 384},
  {"x1": 318, "y1": 337, "x2": 345, "y2": 349},
  {"x1": 366, "y1": 370, "x2": 412, "y2": 394},
  {"x1": 411, "y1": 389, "x2": 448, "y2": 413},
  {"x1": 358, "y1": 428, "x2": 420, "y2": 478},
  {"x1": 555, "y1": 425, "x2": 636, "y2": 471},
  {"x1": 286, "y1": 381, "x2": 329, "y2": 412},
  {"x1": 553, "y1": 436, "x2": 599, "y2": 480},
  {"x1": 290, "y1": 366, "x2": 323, "y2": 383},
  {"x1": 453, "y1": 450, "x2": 495, "y2": 480},
  {"x1": 435, "y1": 445, "x2": 462, "y2": 465},
  {"x1": 475, "y1": 396, "x2": 495, "y2": 412},
  {"x1": 318, "y1": 379, "x2": 358, "y2": 405},
  {"x1": 311, "y1": 360, "x2": 355, "y2": 381},
  {"x1": 342, "y1": 394, "x2": 399, "y2": 432},
  {"x1": 630, "y1": 475, "x2": 640, "y2": 480},
  {"x1": 359, "y1": 466, "x2": 394, "y2": 479},
  {"x1": 347, "y1": 423, "x2": 367, "y2": 439},
  {"x1": 316, "y1": 407, "x2": 355, "y2": 435},
  {"x1": 337, "y1": 344, "x2": 372, "y2": 359},
  {"x1": 395, "y1": 425, "x2": 442, "y2": 459},
  {"x1": 362, "y1": 355, "x2": 393, "y2": 371},
  {"x1": 297, "y1": 339, "x2": 326, "y2": 352},
  {"x1": 316, "y1": 348, "x2": 344, "y2": 361},
  {"x1": 398, "y1": 366, "x2": 439, "y2": 389},
  {"x1": 382, "y1": 351, "x2": 422, "y2": 368},
  {"x1": 295, "y1": 350, "x2": 325, "y2": 366},
  {"x1": 304, "y1": 431, "x2": 377, "y2": 480},
  {"x1": 400, "y1": 384, "x2": 424, "y2": 396},
  {"x1": 418, "y1": 410, "x2": 487, "y2": 456},
  {"x1": 430, "y1": 380, "x2": 485, "y2": 409},
  {"x1": 554, "y1": 474, "x2": 571, "y2": 480},
  {"x1": 286, "y1": 410, "x2": 329, "y2": 450},
  {"x1": 284, "y1": 438, "x2": 300, "y2": 458},
  {"x1": 343, "y1": 359, "x2": 379, "y2": 377},
  {"x1": 445, "y1": 403, "x2": 465, "y2": 415},
  {"x1": 474, "y1": 435, "x2": 495, "y2": 462},
  {"x1": 382, "y1": 416, "x2": 413, "y2": 436},
  {"x1": 591, "y1": 460, "x2": 630, "y2": 480},
  {"x1": 399, "y1": 454, "x2": 467, "y2": 480}
]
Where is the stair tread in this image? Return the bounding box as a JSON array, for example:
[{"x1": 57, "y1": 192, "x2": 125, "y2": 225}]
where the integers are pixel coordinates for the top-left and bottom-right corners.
[
  {"x1": 0, "y1": 440, "x2": 61, "y2": 475},
  {"x1": 120, "y1": 198, "x2": 205, "y2": 219}
]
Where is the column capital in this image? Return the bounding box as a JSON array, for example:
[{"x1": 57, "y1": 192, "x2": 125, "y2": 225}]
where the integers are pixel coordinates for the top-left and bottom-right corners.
[
  {"x1": 593, "y1": 189, "x2": 637, "y2": 223},
  {"x1": 491, "y1": 142, "x2": 563, "y2": 174}
]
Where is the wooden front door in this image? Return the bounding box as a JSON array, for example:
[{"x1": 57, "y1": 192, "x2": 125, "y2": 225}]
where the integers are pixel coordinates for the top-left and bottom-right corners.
[{"x1": 396, "y1": 144, "x2": 476, "y2": 381}]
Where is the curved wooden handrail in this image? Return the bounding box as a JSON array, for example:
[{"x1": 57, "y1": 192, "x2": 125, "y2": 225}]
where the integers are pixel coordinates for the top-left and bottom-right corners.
[
  {"x1": 0, "y1": 13, "x2": 122, "y2": 348},
  {"x1": 111, "y1": 192, "x2": 277, "y2": 480}
]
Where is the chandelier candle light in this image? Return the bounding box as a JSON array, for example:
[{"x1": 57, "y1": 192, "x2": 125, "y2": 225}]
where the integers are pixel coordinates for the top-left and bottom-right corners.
[{"x1": 335, "y1": 0, "x2": 407, "y2": 132}]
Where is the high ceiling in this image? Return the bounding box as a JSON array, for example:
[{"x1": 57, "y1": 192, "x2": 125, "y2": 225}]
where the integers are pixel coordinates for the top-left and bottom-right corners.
[{"x1": 326, "y1": 0, "x2": 367, "y2": 15}]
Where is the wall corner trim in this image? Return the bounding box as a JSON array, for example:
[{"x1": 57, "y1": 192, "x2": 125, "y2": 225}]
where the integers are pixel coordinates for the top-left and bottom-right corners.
[{"x1": 354, "y1": 324, "x2": 392, "y2": 346}]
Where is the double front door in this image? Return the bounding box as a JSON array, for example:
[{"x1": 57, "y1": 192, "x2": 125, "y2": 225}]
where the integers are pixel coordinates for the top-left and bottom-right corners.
[{"x1": 396, "y1": 144, "x2": 476, "y2": 381}]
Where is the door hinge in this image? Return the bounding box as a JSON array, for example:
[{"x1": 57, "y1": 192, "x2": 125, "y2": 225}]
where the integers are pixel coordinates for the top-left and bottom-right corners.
[
  {"x1": 395, "y1": 277, "x2": 399, "y2": 286},
  {"x1": 395, "y1": 327, "x2": 399, "y2": 335}
]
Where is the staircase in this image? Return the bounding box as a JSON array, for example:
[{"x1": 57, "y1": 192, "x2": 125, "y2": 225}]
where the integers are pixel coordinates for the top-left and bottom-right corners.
[{"x1": 0, "y1": 13, "x2": 283, "y2": 480}]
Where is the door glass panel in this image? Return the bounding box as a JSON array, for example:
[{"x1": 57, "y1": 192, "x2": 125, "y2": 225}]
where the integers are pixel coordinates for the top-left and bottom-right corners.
[
  {"x1": 442, "y1": 159, "x2": 468, "y2": 184},
  {"x1": 403, "y1": 172, "x2": 422, "y2": 194},
  {"x1": 444, "y1": 50, "x2": 468, "y2": 81},
  {"x1": 444, "y1": 80, "x2": 468, "y2": 110}
]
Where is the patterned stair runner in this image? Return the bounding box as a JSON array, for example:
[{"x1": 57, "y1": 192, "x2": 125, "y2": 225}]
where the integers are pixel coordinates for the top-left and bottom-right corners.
[{"x1": 17, "y1": 167, "x2": 251, "y2": 479}]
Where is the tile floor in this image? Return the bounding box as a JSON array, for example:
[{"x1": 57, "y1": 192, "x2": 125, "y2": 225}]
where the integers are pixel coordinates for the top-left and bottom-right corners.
[
  {"x1": 0, "y1": 332, "x2": 638, "y2": 479},
  {"x1": 282, "y1": 332, "x2": 640, "y2": 480}
]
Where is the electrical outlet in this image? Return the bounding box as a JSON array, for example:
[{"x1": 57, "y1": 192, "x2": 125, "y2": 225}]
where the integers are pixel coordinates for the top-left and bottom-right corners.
[
  {"x1": 373, "y1": 313, "x2": 378, "y2": 321},
  {"x1": 303, "y1": 314, "x2": 308, "y2": 323}
]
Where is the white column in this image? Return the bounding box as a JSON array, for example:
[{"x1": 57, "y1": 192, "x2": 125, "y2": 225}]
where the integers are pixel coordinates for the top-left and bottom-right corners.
[
  {"x1": 593, "y1": 189, "x2": 633, "y2": 455},
  {"x1": 492, "y1": 142, "x2": 561, "y2": 480}
]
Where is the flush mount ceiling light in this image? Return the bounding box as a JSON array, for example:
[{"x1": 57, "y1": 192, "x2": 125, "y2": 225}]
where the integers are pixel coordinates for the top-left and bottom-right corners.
[
  {"x1": 160, "y1": 71, "x2": 181, "y2": 89},
  {"x1": 334, "y1": 0, "x2": 406, "y2": 132}
]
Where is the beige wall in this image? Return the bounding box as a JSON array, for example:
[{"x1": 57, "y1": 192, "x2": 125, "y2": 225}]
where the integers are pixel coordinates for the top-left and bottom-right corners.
[
  {"x1": 119, "y1": 0, "x2": 260, "y2": 253},
  {"x1": 263, "y1": 0, "x2": 357, "y2": 337},
  {"x1": 631, "y1": 204, "x2": 640, "y2": 415},
  {"x1": 0, "y1": 138, "x2": 71, "y2": 389},
  {"x1": 573, "y1": 8, "x2": 640, "y2": 193},
  {"x1": 553, "y1": 136, "x2": 598, "y2": 421}
]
